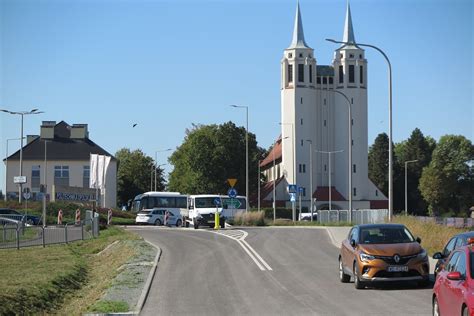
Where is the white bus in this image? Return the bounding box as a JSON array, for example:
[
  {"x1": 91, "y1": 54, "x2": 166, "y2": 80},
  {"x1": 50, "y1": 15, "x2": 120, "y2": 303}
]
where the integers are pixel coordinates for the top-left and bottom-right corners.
[
  {"x1": 188, "y1": 194, "x2": 247, "y2": 229},
  {"x1": 132, "y1": 192, "x2": 189, "y2": 226}
]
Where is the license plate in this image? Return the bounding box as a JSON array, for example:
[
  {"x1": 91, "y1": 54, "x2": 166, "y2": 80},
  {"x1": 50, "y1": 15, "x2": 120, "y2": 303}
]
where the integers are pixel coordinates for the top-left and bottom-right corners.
[{"x1": 387, "y1": 266, "x2": 409, "y2": 272}]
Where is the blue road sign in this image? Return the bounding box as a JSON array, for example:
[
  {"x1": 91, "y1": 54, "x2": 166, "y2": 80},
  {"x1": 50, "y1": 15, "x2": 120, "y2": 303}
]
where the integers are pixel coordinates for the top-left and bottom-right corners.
[
  {"x1": 214, "y1": 198, "x2": 221, "y2": 206},
  {"x1": 288, "y1": 184, "x2": 298, "y2": 194},
  {"x1": 290, "y1": 193, "x2": 296, "y2": 202},
  {"x1": 228, "y1": 188, "x2": 238, "y2": 198},
  {"x1": 298, "y1": 187, "x2": 304, "y2": 194}
]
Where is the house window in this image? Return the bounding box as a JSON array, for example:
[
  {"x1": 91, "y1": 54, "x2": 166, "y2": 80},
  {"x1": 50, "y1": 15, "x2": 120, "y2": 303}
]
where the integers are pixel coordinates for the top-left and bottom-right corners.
[
  {"x1": 317, "y1": 77, "x2": 321, "y2": 84},
  {"x1": 288, "y1": 64, "x2": 293, "y2": 83},
  {"x1": 323, "y1": 77, "x2": 327, "y2": 84},
  {"x1": 309, "y1": 65, "x2": 313, "y2": 83},
  {"x1": 353, "y1": 164, "x2": 357, "y2": 173},
  {"x1": 353, "y1": 188, "x2": 357, "y2": 196},
  {"x1": 298, "y1": 64, "x2": 304, "y2": 82},
  {"x1": 301, "y1": 187, "x2": 306, "y2": 197},
  {"x1": 339, "y1": 65, "x2": 344, "y2": 83},
  {"x1": 375, "y1": 190, "x2": 378, "y2": 196},
  {"x1": 31, "y1": 165, "x2": 40, "y2": 192},
  {"x1": 54, "y1": 166, "x2": 69, "y2": 187},
  {"x1": 301, "y1": 97, "x2": 303, "y2": 104},
  {"x1": 83, "y1": 166, "x2": 90, "y2": 188},
  {"x1": 301, "y1": 118, "x2": 303, "y2": 125},
  {"x1": 360, "y1": 65, "x2": 364, "y2": 84},
  {"x1": 349, "y1": 65, "x2": 355, "y2": 83},
  {"x1": 329, "y1": 77, "x2": 334, "y2": 84}
]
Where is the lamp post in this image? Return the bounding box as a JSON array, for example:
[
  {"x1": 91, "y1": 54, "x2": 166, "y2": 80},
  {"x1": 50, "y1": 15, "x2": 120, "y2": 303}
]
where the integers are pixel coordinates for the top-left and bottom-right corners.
[
  {"x1": 258, "y1": 160, "x2": 261, "y2": 213},
  {"x1": 42, "y1": 140, "x2": 50, "y2": 227},
  {"x1": 5, "y1": 137, "x2": 25, "y2": 201},
  {"x1": 280, "y1": 122, "x2": 296, "y2": 221},
  {"x1": 315, "y1": 149, "x2": 344, "y2": 212},
  {"x1": 306, "y1": 140, "x2": 314, "y2": 222},
  {"x1": 230, "y1": 105, "x2": 249, "y2": 212},
  {"x1": 326, "y1": 38, "x2": 393, "y2": 221},
  {"x1": 274, "y1": 136, "x2": 289, "y2": 223},
  {"x1": 405, "y1": 159, "x2": 418, "y2": 216},
  {"x1": 329, "y1": 90, "x2": 353, "y2": 223},
  {"x1": 153, "y1": 163, "x2": 169, "y2": 192},
  {"x1": 154, "y1": 148, "x2": 172, "y2": 191},
  {"x1": 0, "y1": 108, "x2": 44, "y2": 203}
]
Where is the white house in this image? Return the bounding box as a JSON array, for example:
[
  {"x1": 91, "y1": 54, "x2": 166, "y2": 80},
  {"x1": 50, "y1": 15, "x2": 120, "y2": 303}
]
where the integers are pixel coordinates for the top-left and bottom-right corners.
[
  {"x1": 259, "y1": 2, "x2": 387, "y2": 211},
  {"x1": 3, "y1": 121, "x2": 117, "y2": 208}
]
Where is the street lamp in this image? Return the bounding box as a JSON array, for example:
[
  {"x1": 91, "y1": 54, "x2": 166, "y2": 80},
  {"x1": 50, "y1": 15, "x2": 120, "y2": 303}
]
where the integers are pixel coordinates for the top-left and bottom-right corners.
[
  {"x1": 154, "y1": 148, "x2": 172, "y2": 191},
  {"x1": 1, "y1": 108, "x2": 44, "y2": 203},
  {"x1": 405, "y1": 159, "x2": 418, "y2": 216},
  {"x1": 258, "y1": 160, "x2": 261, "y2": 213},
  {"x1": 328, "y1": 90, "x2": 353, "y2": 223},
  {"x1": 230, "y1": 105, "x2": 249, "y2": 212},
  {"x1": 4, "y1": 137, "x2": 25, "y2": 201},
  {"x1": 315, "y1": 149, "x2": 344, "y2": 212},
  {"x1": 274, "y1": 136, "x2": 289, "y2": 223},
  {"x1": 280, "y1": 122, "x2": 296, "y2": 221},
  {"x1": 42, "y1": 140, "x2": 50, "y2": 227},
  {"x1": 326, "y1": 38, "x2": 393, "y2": 221}
]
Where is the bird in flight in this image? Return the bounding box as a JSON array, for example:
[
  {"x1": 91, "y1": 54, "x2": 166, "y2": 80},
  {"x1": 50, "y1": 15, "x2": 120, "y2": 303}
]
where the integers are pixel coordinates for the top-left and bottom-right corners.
[{"x1": 132, "y1": 123, "x2": 138, "y2": 128}]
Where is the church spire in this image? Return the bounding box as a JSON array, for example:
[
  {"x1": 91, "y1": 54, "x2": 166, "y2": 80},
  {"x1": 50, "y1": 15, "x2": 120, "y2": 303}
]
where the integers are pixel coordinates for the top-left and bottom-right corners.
[
  {"x1": 342, "y1": 1, "x2": 356, "y2": 45},
  {"x1": 288, "y1": 1, "x2": 310, "y2": 49}
]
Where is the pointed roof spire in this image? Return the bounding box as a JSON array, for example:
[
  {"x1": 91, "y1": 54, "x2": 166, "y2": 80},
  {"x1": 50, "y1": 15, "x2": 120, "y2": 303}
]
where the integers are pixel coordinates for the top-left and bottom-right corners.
[
  {"x1": 342, "y1": 1, "x2": 356, "y2": 45},
  {"x1": 288, "y1": 1, "x2": 310, "y2": 49}
]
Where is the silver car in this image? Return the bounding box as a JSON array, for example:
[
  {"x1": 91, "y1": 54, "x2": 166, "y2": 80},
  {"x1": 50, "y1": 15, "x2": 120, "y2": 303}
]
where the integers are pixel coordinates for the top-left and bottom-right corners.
[{"x1": 135, "y1": 209, "x2": 183, "y2": 226}]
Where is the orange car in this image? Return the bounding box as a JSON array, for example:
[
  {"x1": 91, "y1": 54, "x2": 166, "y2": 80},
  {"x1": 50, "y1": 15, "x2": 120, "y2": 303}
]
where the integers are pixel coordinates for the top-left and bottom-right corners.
[{"x1": 339, "y1": 224, "x2": 430, "y2": 289}]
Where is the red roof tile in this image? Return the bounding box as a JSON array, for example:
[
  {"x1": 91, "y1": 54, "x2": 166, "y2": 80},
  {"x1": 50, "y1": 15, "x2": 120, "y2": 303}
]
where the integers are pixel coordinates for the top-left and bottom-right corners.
[
  {"x1": 260, "y1": 135, "x2": 282, "y2": 170},
  {"x1": 314, "y1": 186, "x2": 346, "y2": 201}
]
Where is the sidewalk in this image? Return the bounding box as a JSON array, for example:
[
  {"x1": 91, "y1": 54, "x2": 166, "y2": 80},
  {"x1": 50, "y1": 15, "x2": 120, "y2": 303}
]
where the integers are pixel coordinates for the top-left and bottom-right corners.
[{"x1": 324, "y1": 226, "x2": 436, "y2": 274}]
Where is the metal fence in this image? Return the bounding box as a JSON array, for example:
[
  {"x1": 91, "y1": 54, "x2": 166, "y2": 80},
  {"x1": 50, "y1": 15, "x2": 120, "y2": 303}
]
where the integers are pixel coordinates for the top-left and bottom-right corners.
[
  {"x1": 318, "y1": 209, "x2": 389, "y2": 225},
  {"x1": 412, "y1": 216, "x2": 474, "y2": 228},
  {"x1": 0, "y1": 217, "x2": 100, "y2": 250}
]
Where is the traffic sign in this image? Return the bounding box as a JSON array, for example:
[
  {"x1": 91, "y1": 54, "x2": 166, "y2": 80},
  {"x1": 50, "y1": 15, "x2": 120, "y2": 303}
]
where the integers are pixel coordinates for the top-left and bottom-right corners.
[
  {"x1": 290, "y1": 193, "x2": 296, "y2": 202},
  {"x1": 23, "y1": 192, "x2": 31, "y2": 200},
  {"x1": 213, "y1": 198, "x2": 221, "y2": 206},
  {"x1": 227, "y1": 198, "x2": 242, "y2": 209},
  {"x1": 228, "y1": 188, "x2": 238, "y2": 198},
  {"x1": 227, "y1": 178, "x2": 238, "y2": 187},
  {"x1": 14, "y1": 176, "x2": 27, "y2": 184},
  {"x1": 298, "y1": 187, "x2": 304, "y2": 195},
  {"x1": 288, "y1": 184, "x2": 298, "y2": 194}
]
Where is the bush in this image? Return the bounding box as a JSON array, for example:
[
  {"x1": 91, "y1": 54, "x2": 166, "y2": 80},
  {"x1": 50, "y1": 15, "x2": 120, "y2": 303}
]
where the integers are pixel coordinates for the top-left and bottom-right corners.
[
  {"x1": 260, "y1": 208, "x2": 293, "y2": 220},
  {"x1": 233, "y1": 211, "x2": 265, "y2": 226}
]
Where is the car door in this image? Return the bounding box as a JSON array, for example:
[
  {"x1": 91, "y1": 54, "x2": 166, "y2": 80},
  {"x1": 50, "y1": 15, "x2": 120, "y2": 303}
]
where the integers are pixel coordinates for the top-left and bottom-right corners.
[
  {"x1": 167, "y1": 211, "x2": 176, "y2": 225},
  {"x1": 446, "y1": 251, "x2": 467, "y2": 316},
  {"x1": 439, "y1": 237, "x2": 458, "y2": 272},
  {"x1": 439, "y1": 251, "x2": 461, "y2": 316},
  {"x1": 342, "y1": 228, "x2": 356, "y2": 272}
]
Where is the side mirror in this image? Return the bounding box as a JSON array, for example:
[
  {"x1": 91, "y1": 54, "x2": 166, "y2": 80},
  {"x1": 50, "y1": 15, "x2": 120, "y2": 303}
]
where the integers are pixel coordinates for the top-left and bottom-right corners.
[
  {"x1": 350, "y1": 239, "x2": 356, "y2": 248},
  {"x1": 416, "y1": 237, "x2": 422, "y2": 244},
  {"x1": 447, "y1": 271, "x2": 464, "y2": 281},
  {"x1": 433, "y1": 252, "x2": 444, "y2": 260}
]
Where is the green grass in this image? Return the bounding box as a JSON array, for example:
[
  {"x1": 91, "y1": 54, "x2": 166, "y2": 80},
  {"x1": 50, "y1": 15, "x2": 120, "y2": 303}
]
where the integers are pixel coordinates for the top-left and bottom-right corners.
[
  {"x1": 88, "y1": 300, "x2": 129, "y2": 313},
  {"x1": 0, "y1": 226, "x2": 138, "y2": 315}
]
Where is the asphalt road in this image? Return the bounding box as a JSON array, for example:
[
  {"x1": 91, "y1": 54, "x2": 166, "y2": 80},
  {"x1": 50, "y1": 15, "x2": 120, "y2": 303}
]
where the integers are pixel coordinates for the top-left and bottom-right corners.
[{"x1": 128, "y1": 227, "x2": 433, "y2": 316}]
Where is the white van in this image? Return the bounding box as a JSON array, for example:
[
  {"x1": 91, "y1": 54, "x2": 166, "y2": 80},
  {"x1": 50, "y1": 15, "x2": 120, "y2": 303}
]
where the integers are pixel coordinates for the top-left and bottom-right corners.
[{"x1": 188, "y1": 194, "x2": 247, "y2": 229}]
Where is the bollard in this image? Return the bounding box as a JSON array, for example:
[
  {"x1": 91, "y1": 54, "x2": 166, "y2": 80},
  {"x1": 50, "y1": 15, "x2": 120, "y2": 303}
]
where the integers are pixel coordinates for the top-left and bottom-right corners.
[
  {"x1": 42, "y1": 226, "x2": 46, "y2": 248},
  {"x1": 65, "y1": 224, "x2": 68, "y2": 244},
  {"x1": 107, "y1": 209, "x2": 112, "y2": 226},
  {"x1": 214, "y1": 211, "x2": 220, "y2": 230},
  {"x1": 75, "y1": 209, "x2": 81, "y2": 225}
]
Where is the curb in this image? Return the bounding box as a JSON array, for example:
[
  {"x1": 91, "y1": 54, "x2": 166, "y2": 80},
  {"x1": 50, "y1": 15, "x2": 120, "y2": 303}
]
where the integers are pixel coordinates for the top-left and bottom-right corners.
[
  {"x1": 134, "y1": 240, "x2": 162, "y2": 315},
  {"x1": 324, "y1": 227, "x2": 341, "y2": 248}
]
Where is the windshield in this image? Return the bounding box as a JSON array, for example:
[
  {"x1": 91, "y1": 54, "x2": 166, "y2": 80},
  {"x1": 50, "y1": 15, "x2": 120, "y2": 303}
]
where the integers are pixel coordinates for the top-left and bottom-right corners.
[
  {"x1": 195, "y1": 198, "x2": 219, "y2": 208},
  {"x1": 359, "y1": 227, "x2": 415, "y2": 244}
]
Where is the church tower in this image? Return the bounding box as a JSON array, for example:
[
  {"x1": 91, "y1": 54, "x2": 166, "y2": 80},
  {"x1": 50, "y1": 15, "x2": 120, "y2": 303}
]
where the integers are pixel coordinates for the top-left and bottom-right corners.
[
  {"x1": 281, "y1": 1, "x2": 317, "y2": 198},
  {"x1": 332, "y1": 2, "x2": 369, "y2": 201}
]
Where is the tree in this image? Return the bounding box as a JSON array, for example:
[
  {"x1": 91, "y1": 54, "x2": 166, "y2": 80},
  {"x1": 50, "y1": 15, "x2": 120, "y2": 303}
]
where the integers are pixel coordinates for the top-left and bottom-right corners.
[
  {"x1": 395, "y1": 128, "x2": 436, "y2": 215},
  {"x1": 168, "y1": 122, "x2": 266, "y2": 203},
  {"x1": 419, "y1": 135, "x2": 474, "y2": 215},
  {"x1": 115, "y1": 148, "x2": 165, "y2": 207}
]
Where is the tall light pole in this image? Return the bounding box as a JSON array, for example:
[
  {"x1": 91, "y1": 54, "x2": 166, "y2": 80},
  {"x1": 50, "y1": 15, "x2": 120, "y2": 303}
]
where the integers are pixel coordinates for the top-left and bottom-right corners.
[
  {"x1": 154, "y1": 148, "x2": 172, "y2": 191},
  {"x1": 306, "y1": 140, "x2": 314, "y2": 222},
  {"x1": 42, "y1": 140, "x2": 50, "y2": 227},
  {"x1": 274, "y1": 136, "x2": 289, "y2": 222},
  {"x1": 326, "y1": 38, "x2": 393, "y2": 221},
  {"x1": 1, "y1": 108, "x2": 44, "y2": 203},
  {"x1": 280, "y1": 122, "x2": 296, "y2": 221},
  {"x1": 5, "y1": 137, "x2": 25, "y2": 201},
  {"x1": 315, "y1": 149, "x2": 344, "y2": 212},
  {"x1": 230, "y1": 105, "x2": 249, "y2": 212},
  {"x1": 329, "y1": 90, "x2": 353, "y2": 223},
  {"x1": 257, "y1": 160, "x2": 261, "y2": 213},
  {"x1": 405, "y1": 159, "x2": 418, "y2": 216}
]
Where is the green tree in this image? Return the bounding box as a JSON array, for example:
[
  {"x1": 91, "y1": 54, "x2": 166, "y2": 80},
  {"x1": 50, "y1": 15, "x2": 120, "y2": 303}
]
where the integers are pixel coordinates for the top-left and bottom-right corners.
[
  {"x1": 168, "y1": 122, "x2": 265, "y2": 203},
  {"x1": 419, "y1": 135, "x2": 474, "y2": 215},
  {"x1": 115, "y1": 148, "x2": 165, "y2": 207},
  {"x1": 396, "y1": 128, "x2": 436, "y2": 215}
]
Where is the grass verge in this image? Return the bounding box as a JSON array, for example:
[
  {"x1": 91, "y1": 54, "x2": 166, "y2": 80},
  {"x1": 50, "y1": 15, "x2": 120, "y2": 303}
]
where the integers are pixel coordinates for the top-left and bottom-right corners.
[
  {"x1": 393, "y1": 215, "x2": 472, "y2": 255},
  {"x1": 0, "y1": 226, "x2": 139, "y2": 315}
]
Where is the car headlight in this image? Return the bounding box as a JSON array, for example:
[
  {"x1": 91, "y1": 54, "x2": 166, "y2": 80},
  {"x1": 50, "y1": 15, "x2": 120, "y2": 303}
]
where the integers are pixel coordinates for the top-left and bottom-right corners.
[
  {"x1": 359, "y1": 252, "x2": 375, "y2": 262},
  {"x1": 417, "y1": 249, "x2": 427, "y2": 260}
]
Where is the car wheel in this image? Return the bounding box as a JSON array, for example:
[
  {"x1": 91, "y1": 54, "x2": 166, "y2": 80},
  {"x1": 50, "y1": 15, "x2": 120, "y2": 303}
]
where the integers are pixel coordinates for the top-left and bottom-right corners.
[
  {"x1": 154, "y1": 219, "x2": 162, "y2": 226},
  {"x1": 185, "y1": 221, "x2": 190, "y2": 228},
  {"x1": 193, "y1": 219, "x2": 199, "y2": 229},
  {"x1": 176, "y1": 219, "x2": 182, "y2": 227},
  {"x1": 220, "y1": 219, "x2": 225, "y2": 229},
  {"x1": 353, "y1": 262, "x2": 365, "y2": 289},
  {"x1": 432, "y1": 296, "x2": 440, "y2": 316},
  {"x1": 418, "y1": 278, "x2": 430, "y2": 288},
  {"x1": 339, "y1": 258, "x2": 350, "y2": 283}
]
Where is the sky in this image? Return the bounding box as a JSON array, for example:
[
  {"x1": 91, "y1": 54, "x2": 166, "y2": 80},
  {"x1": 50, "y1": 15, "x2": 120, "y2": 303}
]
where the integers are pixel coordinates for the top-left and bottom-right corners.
[{"x1": 0, "y1": 0, "x2": 473, "y2": 194}]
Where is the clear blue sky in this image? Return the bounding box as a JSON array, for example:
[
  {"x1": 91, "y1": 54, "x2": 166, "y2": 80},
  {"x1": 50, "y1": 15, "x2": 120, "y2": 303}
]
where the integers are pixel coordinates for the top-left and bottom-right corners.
[{"x1": 1, "y1": 0, "x2": 473, "y2": 193}]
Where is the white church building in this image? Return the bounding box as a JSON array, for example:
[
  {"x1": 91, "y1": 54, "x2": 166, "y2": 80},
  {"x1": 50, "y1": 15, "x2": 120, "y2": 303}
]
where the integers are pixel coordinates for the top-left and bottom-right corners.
[{"x1": 259, "y1": 2, "x2": 388, "y2": 211}]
